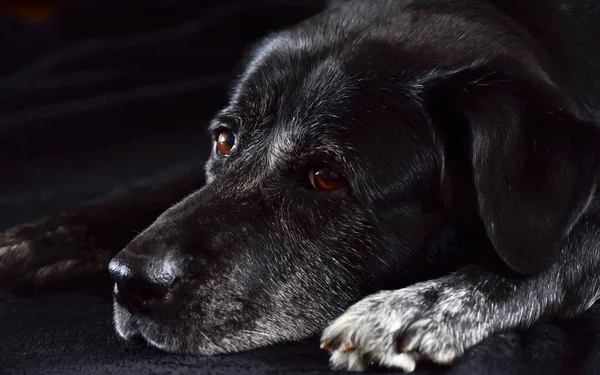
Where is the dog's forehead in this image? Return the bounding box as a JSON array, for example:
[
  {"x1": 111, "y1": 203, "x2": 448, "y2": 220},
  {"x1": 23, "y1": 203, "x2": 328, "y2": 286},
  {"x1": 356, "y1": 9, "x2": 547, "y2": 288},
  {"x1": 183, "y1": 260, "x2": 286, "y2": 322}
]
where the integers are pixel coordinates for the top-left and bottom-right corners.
[
  {"x1": 238, "y1": 37, "x2": 355, "y2": 119},
  {"x1": 228, "y1": 35, "x2": 362, "y2": 161}
]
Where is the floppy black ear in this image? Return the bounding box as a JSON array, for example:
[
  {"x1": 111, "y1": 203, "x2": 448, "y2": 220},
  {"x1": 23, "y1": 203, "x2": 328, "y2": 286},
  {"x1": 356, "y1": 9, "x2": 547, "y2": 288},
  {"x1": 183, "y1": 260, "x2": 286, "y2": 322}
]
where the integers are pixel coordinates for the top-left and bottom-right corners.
[{"x1": 429, "y1": 62, "x2": 600, "y2": 275}]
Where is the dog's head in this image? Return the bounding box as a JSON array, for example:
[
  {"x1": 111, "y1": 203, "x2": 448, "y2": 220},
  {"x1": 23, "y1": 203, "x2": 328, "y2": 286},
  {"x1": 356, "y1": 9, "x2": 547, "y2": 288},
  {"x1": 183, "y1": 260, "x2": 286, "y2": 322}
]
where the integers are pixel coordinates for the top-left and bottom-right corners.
[{"x1": 109, "y1": 1, "x2": 599, "y2": 354}]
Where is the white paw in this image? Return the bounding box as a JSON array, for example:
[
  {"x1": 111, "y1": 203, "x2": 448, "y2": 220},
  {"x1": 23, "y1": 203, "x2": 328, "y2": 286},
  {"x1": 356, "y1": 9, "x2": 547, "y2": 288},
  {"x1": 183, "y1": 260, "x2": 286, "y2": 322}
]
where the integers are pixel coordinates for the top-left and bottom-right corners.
[{"x1": 321, "y1": 281, "x2": 491, "y2": 372}]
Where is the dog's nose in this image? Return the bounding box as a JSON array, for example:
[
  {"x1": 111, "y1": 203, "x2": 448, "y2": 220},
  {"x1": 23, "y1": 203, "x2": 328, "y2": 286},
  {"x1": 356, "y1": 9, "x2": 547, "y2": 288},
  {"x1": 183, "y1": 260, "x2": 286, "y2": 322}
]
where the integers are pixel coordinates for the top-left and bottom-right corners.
[{"x1": 108, "y1": 249, "x2": 176, "y2": 314}]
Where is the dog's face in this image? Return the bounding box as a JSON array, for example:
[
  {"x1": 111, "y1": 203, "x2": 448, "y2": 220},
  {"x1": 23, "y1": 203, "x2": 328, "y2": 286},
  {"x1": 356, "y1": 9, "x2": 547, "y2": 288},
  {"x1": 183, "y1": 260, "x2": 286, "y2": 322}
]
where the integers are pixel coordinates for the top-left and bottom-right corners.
[
  {"x1": 111, "y1": 32, "x2": 449, "y2": 354},
  {"x1": 110, "y1": 16, "x2": 455, "y2": 354},
  {"x1": 109, "y1": 1, "x2": 598, "y2": 355}
]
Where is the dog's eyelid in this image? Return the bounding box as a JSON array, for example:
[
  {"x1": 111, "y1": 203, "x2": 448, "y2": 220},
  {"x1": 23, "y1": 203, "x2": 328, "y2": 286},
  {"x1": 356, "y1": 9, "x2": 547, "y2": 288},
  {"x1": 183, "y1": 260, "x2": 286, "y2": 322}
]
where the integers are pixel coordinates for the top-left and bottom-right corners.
[
  {"x1": 307, "y1": 158, "x2": 354, "y2": 181},
  {"x1": 304, "y1": 151, "x2": 344, "y2": 168},
  {"x1": 221, "y1": 113, "x2": 243, "y2": 124},
  {"x1": 211, "y1": 125, "x2": 236, "y2": 138},
  {"x1": 209, "y1": 115, "x2": 241, "y2": 133}
]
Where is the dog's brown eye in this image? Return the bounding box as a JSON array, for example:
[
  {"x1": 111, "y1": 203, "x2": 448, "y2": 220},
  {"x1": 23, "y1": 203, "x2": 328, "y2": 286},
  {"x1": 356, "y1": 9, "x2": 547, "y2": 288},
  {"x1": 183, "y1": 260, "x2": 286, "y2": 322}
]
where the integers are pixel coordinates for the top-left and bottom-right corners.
[
  {"x1": 309, "y1": 168, "x2": 346, "y2": 191},
  {"x1": 216, "y1": 131, "x2": 236, "y2": 156}
]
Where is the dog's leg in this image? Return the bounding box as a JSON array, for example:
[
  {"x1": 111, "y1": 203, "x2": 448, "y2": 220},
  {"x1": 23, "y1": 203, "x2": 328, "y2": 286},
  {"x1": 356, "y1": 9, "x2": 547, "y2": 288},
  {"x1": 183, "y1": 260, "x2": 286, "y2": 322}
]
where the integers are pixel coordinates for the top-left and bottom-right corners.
[
  {"x1": 0, "y1": 170, "x2": 204, "y2": 295},
  {"x1": 321, "y1": 206, "x2": 600, "y2": 372}
]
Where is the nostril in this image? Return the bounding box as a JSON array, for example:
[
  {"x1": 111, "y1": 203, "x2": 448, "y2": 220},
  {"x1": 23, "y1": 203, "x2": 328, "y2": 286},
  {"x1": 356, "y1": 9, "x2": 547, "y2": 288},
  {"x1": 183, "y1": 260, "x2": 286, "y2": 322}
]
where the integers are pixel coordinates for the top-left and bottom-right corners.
[
  {"x1": 115, "y1": 278, "x2": 168, "y2": 314},
  {"x1": 109, "y1": 252, "x2": 175, "y2": 314}
]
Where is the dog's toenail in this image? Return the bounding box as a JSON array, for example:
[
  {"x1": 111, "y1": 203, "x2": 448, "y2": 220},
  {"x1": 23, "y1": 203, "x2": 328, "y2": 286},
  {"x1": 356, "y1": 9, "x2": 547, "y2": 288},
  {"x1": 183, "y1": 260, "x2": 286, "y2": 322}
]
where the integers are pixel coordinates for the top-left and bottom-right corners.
[{"x1": 340, "y1": 342, "x2": 356, "y2": 353}]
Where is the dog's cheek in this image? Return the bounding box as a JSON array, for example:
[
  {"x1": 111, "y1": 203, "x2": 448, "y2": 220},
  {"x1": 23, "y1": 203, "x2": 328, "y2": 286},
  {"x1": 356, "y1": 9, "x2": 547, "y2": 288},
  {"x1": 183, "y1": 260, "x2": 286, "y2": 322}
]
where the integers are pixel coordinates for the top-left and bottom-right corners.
[
  {"x1": 204, "y1": 158, "x2": 218, "y2": 184},
  {"x1": 263, "y1": 219, "x2": 381, "y2": 325}
]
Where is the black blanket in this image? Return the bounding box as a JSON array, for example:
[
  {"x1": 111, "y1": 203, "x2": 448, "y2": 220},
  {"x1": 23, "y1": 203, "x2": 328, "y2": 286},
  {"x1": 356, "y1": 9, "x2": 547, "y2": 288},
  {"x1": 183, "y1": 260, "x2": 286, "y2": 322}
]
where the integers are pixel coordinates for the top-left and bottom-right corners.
[
  {"x1": 3, "y1": 291, "x2": 600, "y2": 375},
  {"x1": 2, "y1": 2, "x2": 600, "y2": 374}
]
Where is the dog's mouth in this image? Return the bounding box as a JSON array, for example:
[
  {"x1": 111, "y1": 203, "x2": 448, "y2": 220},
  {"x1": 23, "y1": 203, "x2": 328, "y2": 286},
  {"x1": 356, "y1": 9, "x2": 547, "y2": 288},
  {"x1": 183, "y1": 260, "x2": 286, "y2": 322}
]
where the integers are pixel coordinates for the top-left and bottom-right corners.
[
  {"x1": 111, "y1": 283, "x2": 309, "y2": 355},
  {"x1": 111, "y1": 284, "x2": 180, "y2": 352},
  {"x1": 113, "y1": 302, "x2": 140, "y2": 340},
  {"x1": 112, "y1": 300, "x2": 227, "y2": 354}
]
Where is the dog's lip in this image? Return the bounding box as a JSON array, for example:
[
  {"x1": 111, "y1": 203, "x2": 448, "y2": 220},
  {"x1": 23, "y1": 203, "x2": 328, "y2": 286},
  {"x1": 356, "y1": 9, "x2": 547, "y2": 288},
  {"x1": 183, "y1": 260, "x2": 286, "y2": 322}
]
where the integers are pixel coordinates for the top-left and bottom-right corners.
[
  {"x1": 113, "y1": 303, "x2": 141, "y2": 340},
  {"x1": 112, "y1": 282, "x2": 173, "y2": 315},
  {"x1": 113, "y1": 306, "x2": 177, "y2": 352}
]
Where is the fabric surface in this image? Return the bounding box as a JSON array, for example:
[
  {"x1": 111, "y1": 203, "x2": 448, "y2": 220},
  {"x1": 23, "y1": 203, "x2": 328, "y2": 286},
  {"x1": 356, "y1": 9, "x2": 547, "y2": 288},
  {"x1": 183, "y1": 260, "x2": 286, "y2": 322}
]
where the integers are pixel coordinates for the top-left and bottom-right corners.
[
  {"x1": 2, "y1": 2, "x2": 600, "y2": 374},
  {"x1": 3, "y1": 291, "x2": 600, "y2": 375}
]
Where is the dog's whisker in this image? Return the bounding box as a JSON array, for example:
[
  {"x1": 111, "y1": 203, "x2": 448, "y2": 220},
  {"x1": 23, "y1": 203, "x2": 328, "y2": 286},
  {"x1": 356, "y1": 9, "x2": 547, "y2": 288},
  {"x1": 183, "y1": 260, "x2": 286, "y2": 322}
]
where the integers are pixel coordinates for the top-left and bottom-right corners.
[
  {"x1": 239, "y1": 329, "x2": 279, "y2": 340},
  {"x1": 198, "y1": 329, "x2": 225, "y2": 354}
]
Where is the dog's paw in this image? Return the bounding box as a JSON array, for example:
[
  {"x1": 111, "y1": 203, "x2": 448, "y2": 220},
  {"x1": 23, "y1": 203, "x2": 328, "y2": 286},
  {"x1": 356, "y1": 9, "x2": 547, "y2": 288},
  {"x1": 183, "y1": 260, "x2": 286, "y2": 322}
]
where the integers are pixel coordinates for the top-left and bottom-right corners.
[
  {"x1": 0, "y1": 214, "x2": 111, "y2": 293},
  {"x1": 320, "y1": 280, "x2": 490, "y2": 372}
]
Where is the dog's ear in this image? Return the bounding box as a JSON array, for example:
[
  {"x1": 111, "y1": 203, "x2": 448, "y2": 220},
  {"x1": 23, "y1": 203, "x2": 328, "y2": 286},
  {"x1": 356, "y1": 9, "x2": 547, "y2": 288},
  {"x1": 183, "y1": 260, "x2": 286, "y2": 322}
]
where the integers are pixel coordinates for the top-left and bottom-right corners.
[{"x1": 426, "y1": 60, "x2": 599, "y2": 275}]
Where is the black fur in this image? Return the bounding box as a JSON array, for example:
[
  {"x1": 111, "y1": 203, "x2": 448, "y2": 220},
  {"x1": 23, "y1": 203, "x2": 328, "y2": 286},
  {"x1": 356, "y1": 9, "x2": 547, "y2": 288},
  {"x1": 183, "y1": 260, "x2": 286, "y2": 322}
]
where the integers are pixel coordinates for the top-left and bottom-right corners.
[{"x1": 2, "y1": 0, "x2": 600, "y2": 372}]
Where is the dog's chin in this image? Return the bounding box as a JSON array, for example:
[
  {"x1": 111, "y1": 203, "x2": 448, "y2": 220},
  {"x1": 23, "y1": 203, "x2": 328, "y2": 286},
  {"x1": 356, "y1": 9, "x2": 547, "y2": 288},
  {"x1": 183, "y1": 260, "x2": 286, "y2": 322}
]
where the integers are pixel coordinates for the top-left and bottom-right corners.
[
  {"x1": 112, "y1": 301, "x2": 309, "y2": 356},
  {"x1": 112, "y1": 303, "x2": 225, "y2": 354},
  {"x1": 112, "y1": 303, "x2": 140, "y2": 341}
]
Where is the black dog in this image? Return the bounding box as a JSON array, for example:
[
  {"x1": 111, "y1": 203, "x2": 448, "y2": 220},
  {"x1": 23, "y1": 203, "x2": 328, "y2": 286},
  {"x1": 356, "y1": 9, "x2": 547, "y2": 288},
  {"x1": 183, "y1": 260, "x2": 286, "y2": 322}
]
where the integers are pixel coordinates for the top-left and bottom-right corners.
[{"x1": 2, "y1": 0, "x2": 600, "y2": 372}]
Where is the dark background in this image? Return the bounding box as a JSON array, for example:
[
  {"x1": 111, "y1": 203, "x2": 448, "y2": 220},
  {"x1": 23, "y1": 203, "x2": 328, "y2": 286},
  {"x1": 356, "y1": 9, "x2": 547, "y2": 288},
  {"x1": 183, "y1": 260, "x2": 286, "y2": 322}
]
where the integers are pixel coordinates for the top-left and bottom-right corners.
[
  {"x1": 0, "y1": 0, "x2": 327, "y2": 231},
  {"x1": 2, "y1": 2, "x2": 600, "y2": 375}
]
